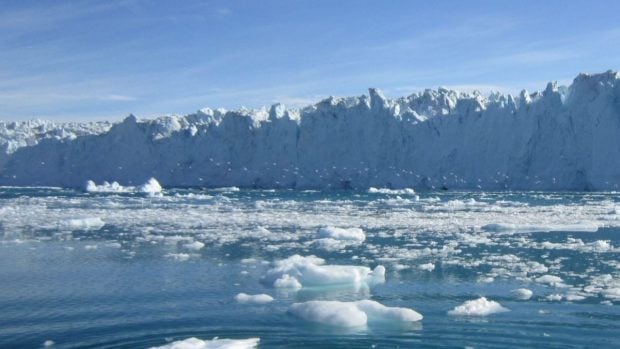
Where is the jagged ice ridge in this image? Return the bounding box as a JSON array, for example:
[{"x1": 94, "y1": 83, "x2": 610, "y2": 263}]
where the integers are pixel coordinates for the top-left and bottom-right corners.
[{"x1": 1, "y1": 71, "x2": 620, "y2": 190}]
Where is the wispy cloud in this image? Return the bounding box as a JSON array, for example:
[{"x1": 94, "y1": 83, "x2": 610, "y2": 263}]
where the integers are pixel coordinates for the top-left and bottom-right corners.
[
  {"x1": 488, "y1": 48, "x2": 579, "y2": 65},
  {"x1": 98, "y1": 94, "x2": 137, "y2": 102},
  {"x1": 0, "y1": 1, "x2": 130, "y2": 34}
]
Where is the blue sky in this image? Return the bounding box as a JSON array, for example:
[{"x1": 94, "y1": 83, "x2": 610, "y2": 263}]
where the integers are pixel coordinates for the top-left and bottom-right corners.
[{"x1": 1, "y1": 0, "x2": 619, "y2": 121}]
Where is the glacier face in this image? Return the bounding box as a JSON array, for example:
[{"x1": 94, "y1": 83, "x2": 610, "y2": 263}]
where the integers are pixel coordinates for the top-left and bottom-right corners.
[{"x1": 1, "y1": 71, "x2": 620, "y2": 190}]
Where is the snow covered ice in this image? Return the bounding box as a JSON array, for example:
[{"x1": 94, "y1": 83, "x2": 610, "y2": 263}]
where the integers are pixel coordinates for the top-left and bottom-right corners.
[
  {"x1": 448, "y1": 297, "x2": 509, "y2": 316},
  {"x1": 289, "y1": 300, "x2": 422, "y2": 327},
  {"x1": 3, "y1": 71, "x2": 620, "y2": 191},
  {"x1": 234, "y1": 293, "x2": 274, "y2": 304},
  {"x1": 149, "y1": 337, "x2": 260, "y2": 349},
  {"x1": 264, "y1": 255, "x2": 385, "y2": 289}
]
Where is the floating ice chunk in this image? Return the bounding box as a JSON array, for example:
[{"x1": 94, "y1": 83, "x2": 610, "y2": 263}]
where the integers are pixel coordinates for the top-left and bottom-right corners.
[
  {"x1": 312, "y1": 238, "x2": 349, "y2": 252},
  {"x1": 265, "y1": 255, "x2": 385, "y2": 289},
  {"x1": 84, "y1": 244, "x2": 97, "y2": 250},
  {"x1": 602, "y1": 287, "x2": 620, "y2": 300},
  {"x1": 479, "y1": 276, "x2": 495, "y2": 283},
  {"x1": 234, "y1": 293, "x2": 274, "y2": 304},
  {"x1": 85, "y1": 178, "x2": 162, "y2": 195},
  {"x1": 85, "y1": 180, "x2": 131, "y2": 193},
  {"x1": 43, "y1": 340, "x2": 55, "y2": 347},
  {"x1": 482, "y1": 222, "x2": 598, "y2": 233},
  {"x1": 565, "y1": 293, "x2": 586, "y2": 301},
  {"x1": 448, "y1": 297, "x2": 509, "y2": 316},
  {"x1": 273, "y1": 274, "x2": 302, "y2": 289},
  {"x1": 59, "y1": 217, "x2": 105, "y2": 231},
  {"x1": 418, "y1": 263, "x2": 435, "y2": 271},
  {"x1": 546, "y1": 294, "x2": 563, "y2": 301},
  {"x1": 539, "y1": 238, "x2": 616, "y2": 252},
  {"x1": 289, "y1": 301, "x2": 366, "y2": 327},
  {"x1": 165, "y1": 253, "x2": 192, "y2": 261},
  {"x1": 211, "y1": 187, "x2": 240, "y2": 192},
  {"x1": 535, "y1": 275, "x2": 565, "y2": 287},
  {"x1": 355, "y1": 299, "x2": 423, "y2": 322},
  {"x1": 368, "y1": 187, "x2": 415, "y2": 195},
  {"x1": 591, "y1": 240, "x2": 612, "y2": 252},
  {"x1": 149, "y1": 337, "x2": 260, "y2": 349},
  {"x1": 289, "y1": 299, "x2": 422, "y2": 327},
  {"x1": 313, "y1": 227, "x2": 366, "y2": 251},
  {"x1": 317, "y1": 227, "x2": 365, "y2": 242},
  {"x1": 511, "y1": 288, "x2": 533, "y2": 300},
  {"x1": 184, "y1": 241, "x2": 205, "y2": 251},
  {"x1": 140, "y1": 177, "x2": 163, "y2": 194}
]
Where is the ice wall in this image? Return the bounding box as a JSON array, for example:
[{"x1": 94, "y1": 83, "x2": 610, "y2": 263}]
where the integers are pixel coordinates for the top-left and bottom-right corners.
[{"x1": 1, "y1": 71, "x2": 620, "y2": 190}]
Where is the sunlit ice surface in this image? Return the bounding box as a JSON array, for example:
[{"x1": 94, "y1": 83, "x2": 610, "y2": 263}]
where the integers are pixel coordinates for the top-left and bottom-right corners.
[{"x1": 1, "y1": 187, "x2": 619, "y2": 348}]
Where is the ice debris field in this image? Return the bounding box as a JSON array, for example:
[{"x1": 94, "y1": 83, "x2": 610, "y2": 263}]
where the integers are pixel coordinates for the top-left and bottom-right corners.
[{"x1": 1, "y1": 186, "x2": 619, "y2": 348}]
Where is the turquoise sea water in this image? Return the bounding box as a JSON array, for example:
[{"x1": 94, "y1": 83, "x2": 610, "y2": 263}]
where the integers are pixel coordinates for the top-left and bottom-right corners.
[{"x1": 0, "y1": 188, "x2": 619, "y2": 348}]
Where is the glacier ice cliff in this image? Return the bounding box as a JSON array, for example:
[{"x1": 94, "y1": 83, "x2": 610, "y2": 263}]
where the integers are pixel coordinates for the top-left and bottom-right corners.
[{"x1": 1, "y1": 70, "x2": 620, "y2": 190}]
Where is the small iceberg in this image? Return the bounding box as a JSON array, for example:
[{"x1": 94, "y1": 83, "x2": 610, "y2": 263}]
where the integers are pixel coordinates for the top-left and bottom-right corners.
[
  {"x1": 59, "y1": 217, "x2": 105, "y2": 231},
  {"x1": 368, "y1": 187, "x2": 415, "y2": 195},
  {"x1": 317, "y1": 226, "x2": 365, "y2": 242},
  {"x1": 312, "y1": 226, "x2": 366, "y2": 251},
  {"x1": 234, "y1": 293, "x2": 274, "y2": 304},
  {"x1": 264, "y1": 255, "x2": 385, "y2": 290},
  {"x1": 511, "y1": 288, "x2": 533, "y2": 300},
  {"x1": 289, "y1": 299, "x2": 422, "y2": 327},
  {"x1": 448, "y1": 297, "x2": 509, "y2": 316},
  {"x1": 139, "y1": 177, "x2": 163, "y2": 195},
  {"x1": 149, "y1": 337, "x2": 260, "y2": 349},
  {"x1": 85, "y1": 177, "x2": 162, "y2": 195}
]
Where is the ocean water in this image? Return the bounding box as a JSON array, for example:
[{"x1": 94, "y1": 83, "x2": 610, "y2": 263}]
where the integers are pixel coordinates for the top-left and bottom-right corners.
[{"x1": 0, "y1": 188, "x2": 619, "y2": 348}]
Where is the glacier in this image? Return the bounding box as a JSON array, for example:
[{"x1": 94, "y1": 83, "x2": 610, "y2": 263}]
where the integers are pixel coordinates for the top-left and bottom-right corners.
[{"x1": 1, "y1": 70, "x2": 620, "y2": 190}]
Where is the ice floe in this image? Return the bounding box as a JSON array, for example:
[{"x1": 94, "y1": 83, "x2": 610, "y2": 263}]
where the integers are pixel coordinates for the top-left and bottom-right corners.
[
  {"x1": 184, "y1": 241, "x2": 205, "y2": 251},
  {"x1": 317, "y1": 227, "x2": 365, "y2": 242},
  {"x1": 264, "y1": 255, "x2": 385, "y2": 289},
  {"x1": 511, "y1": 288, "x2": 533, "y2": 300},
  {"x1": 482, "y1": 222, "x2": 599, "y2": 233},
  {"x1": 234, "y1": 293, "x2": 274, "y2": 304},
  {"x1": 59, "y1": 217, "x2": 105, "y2": 231},
  {"x1": 289, "y1": 300, "x2": 422, "y2": 327},
  {"x1": 368, "y1": 187, "x2": 416, "y2": 195},
  {"x1": 312, "y1": 226, "x2": 366, "y2": 251},
  {"x1": 149, "y1": 337, "x2": 260, "y2": 349},
  {"x1": 535, "y1": 275, "x2": 566, "y2": 287},
  {"x1": 165, "y1": 253, "x2": 192, "y2": 262},
  {"x1": 448, "y1": 297, "x2": 509, "y2": 316},
  {"x1": 418, "y1": 263, "x2": 435, "y2": 271}
]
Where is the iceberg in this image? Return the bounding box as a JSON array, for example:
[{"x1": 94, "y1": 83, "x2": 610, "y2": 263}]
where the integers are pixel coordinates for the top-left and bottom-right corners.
[
  {"x1": 234, "y1": 293, "x2": 274, "y2": 304},
  {"x1": 84, "y1": 177, "x2": 162, "y2": 195},
  {"x1": 511, "y1": 288, "x2": 534, "y2": 300},
  {"x1": 264, "y1": 255, "x2": 385, "y2": 289},
  {"x1": 448, "y1": 297, "x2": 509, "y2": 316},
  {"x1": 149, "y1": 337, "x2": 260, "y2": 349},
  {"x1": 289, "y1": 299, "x2": 422, "y2": 327},
  {"x1": 2, "y1": 71, "x2": 620, "y2": 191}
]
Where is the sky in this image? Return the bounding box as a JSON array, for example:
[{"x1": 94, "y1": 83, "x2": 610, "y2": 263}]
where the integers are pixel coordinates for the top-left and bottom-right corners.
[{"x1": 1, "y1": 0, "x2": 619, "y2": 121}]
